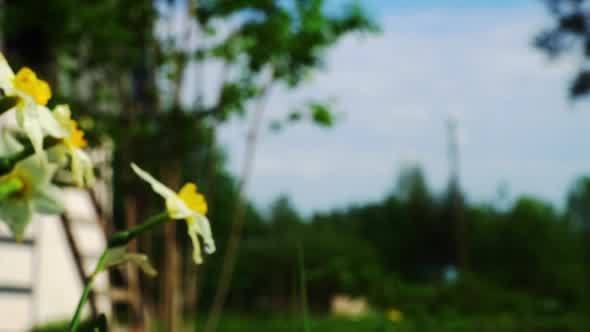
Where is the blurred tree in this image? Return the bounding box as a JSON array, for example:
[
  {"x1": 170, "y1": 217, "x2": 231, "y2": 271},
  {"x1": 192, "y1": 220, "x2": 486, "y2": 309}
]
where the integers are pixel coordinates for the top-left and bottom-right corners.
[
  {"x1": 308, "y1": 167, "x2": 588, "y2": 313},
  {"x1": 567, "y1": 176, "x2": 590, "y2": 233},
  {"x1": 269, "y1": 195, "x2": 302, "y2": 230},
  {"x1": 471, "y1": 196, "x2": 585, "y2": 304},
  {"x1": 566, "y1": 176, "x2": 590, "y2": 304},
  {"x1": 395, "y1": 166, "x2": 439, "y2": 279},
  {"x1": 536, "y1": 0, "x2": 590, "y2": 98},
  {"x1": 438, "y1": 181, "x2": 465, "y2": 271},
  {"x1": 535, "y1": 0, "x2": 590, "y2": 310}
]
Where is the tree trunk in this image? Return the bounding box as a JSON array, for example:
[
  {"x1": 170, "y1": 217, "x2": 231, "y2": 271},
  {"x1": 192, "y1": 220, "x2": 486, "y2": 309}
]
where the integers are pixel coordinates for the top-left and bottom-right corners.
[
  {"x1": 124, "y1": 196, "x2": 146, "y2": 330},
  {"x1": 160, "y1": 164, "x2": 181, "y2": 331}
]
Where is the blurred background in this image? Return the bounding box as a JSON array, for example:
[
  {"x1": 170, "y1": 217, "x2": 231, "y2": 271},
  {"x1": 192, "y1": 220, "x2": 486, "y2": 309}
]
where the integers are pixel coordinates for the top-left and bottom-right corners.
[{"x1": 1, "y1": 0, "x2": 590, "y2": 331}]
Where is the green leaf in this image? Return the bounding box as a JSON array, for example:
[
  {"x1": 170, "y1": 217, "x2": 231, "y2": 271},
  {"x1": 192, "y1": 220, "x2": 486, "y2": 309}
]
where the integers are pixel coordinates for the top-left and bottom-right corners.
[
  {"x1": 0, "y1": 199, "x2": 32, "y2": 241},
  {"x1": 310, "y1": 102, "x2": 334, "y2": 127},
  {"x1": 98, "y1": 245, "x2": 157, "y2": 277}
]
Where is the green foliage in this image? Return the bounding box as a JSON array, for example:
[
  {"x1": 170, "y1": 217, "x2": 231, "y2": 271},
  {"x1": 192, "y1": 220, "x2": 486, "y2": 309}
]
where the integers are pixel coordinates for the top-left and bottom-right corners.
[
  {"x1": 309, "y1": 102, "x2": 334, "y2": 127},
  {"x1": 567, "y1": 176, "x2": 590, "y2": 232},
  {"x1": 197, "y1": 0, "x2": 377, "y2": 86},
  {"x1": 537, "y1": 0, "x2": 590, "y2": 98},
  {"x1": 207, "y1": 220, "x2": 382, "y2": 311},
  {"x1": 216, "y1": 79, "x2": 260, "y2": 120},
  {"x1": 470, "y1": 197, "x2": 585, "y2": 303},
  {"x1": 284, "y1": 166, "x2": 588, "y2": 316},
  {"x1": 190, "y1": 168, "x2": 589, "y2": 320},
  {"x1": 4, "y1": 0, "x2": 155, "y2": 79},
  {"x1": 269, "y1": 100, "x2": 337, "y2": 132}
]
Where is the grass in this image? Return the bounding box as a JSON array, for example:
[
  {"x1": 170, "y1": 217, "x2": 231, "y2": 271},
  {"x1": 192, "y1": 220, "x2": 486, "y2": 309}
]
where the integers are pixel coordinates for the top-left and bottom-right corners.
[
  {"x1": 187, "y1": 314, "x2": 399, "y2": 332},
  {"x1": 185, "y1": 313, "x2": 588, "y2": 332},
  {"x1": 32, "y1": 313, "x2": 589, "y2": 332}
]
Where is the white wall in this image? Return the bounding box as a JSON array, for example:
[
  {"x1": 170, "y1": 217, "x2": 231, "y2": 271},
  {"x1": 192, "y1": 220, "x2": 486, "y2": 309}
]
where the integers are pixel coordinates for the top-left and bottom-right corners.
[{"x1": 0, "y1": 189, "x2": 109, "y2": 331}]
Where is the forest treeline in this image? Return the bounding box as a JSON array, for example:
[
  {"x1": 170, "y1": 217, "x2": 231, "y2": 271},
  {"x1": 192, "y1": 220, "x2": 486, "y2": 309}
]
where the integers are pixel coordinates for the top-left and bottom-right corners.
[{"x1": 192, "y1": 165, "x2": 590, "y2": 318}]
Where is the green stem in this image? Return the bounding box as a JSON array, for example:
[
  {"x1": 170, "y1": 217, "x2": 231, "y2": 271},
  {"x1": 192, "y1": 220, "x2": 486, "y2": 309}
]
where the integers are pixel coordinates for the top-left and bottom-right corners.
[
  {"x1": 69, "y1": 251, "x2": 108, "y2": 332},
  {"x1": 0, "y1": 177, "x2": 24, "y2": 200},
  {"x1": 0, "y1": 146, "x2": 33, "y2": 174},
  {"x1": 69, "y1": 212, "x2": 168, "y2": 331},
  {"x1": 108, "y1": 212, "x2": 168, "y2": 248},
  {"x1": 0, "y1": 138, "x2": 61, "y2": 174}
]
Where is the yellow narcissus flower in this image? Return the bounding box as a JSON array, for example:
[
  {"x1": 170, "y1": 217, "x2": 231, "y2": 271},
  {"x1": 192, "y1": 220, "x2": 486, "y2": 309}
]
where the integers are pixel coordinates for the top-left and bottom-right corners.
[
  {"x1": 0, "y1": 53, "x2": 65, "y2": 156},
  {"x1": 49, "y1": 105, "x2": 95, "y2": 187},
  {"x1": 0, "y1": 156, "x2": 63, "y2": 240},
  {"x1": 131, "y1": 163, "x2": 215, "y2": 264}
]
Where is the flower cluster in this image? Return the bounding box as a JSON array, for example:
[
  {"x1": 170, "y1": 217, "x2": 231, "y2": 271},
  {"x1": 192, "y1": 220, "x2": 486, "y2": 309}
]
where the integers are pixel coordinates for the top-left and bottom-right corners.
[
  {"x1": 0, "y1": 54, "x2": 216, "y2": 332},
  {"x1": 0, "y1": 53, "x2": 94, "y2": 240},
  {"x1": 0, "y1": 54, "x2": 215, "y2": 265}
]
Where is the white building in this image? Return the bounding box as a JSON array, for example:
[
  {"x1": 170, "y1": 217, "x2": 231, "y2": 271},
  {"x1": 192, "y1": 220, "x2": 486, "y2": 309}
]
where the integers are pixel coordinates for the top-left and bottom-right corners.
[{"x1": 0, "y1": 189, "x2": 110, "y2": 331}]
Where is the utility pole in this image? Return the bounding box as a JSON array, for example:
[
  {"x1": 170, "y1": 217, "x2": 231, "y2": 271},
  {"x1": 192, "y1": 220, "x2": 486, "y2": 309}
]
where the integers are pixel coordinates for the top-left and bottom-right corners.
[
  {"x1": 447, "y1": 115, "x2": 460, "y2": 187},
  {"x1": 446, "y1": 114, "x2": 468, "y2": 270}
]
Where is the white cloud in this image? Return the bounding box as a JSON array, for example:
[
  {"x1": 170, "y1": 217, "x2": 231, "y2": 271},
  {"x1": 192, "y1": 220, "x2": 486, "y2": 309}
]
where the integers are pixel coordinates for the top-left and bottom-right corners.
[{"x1": 218, "y1": 4, "x2": 590, "y2": 213}]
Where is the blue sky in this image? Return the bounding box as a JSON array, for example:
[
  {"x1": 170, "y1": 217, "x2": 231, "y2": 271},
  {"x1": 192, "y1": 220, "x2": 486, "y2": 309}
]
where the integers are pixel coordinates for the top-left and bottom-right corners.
[
  {"x1": 340, "y1": 0, "x2": 535, "y2": 15},
  {"x1": 216, "y1": 0, "x2": 590, "y2": 214}
]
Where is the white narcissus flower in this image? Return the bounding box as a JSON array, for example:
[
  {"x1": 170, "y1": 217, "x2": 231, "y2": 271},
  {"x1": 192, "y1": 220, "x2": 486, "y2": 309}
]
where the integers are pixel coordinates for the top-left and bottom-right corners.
[
  {"x1": 0, "y1": 53, "x2": 66, "y2": 157},
  {"x1": 131, "y1": 163, "x2": 215, "y2": 264},
  {"x1": 0, "y1": 130, "x2": 23, "y2": 157},
  {"x1": 0, "y1": 156, "x2": 63, "y2": 240},
  {"x1": 49, "y1": 105, "x2": 95, "y2": 187}
]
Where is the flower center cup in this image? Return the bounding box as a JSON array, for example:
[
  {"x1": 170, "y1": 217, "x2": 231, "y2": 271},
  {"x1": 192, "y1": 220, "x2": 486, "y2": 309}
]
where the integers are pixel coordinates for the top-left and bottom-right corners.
[
  {"x1": 178, "y1": 183, "x2": 208, "y2": 215},
  {"x1": 13, "y1": 67, "x2": 51, "y2": 105}
]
